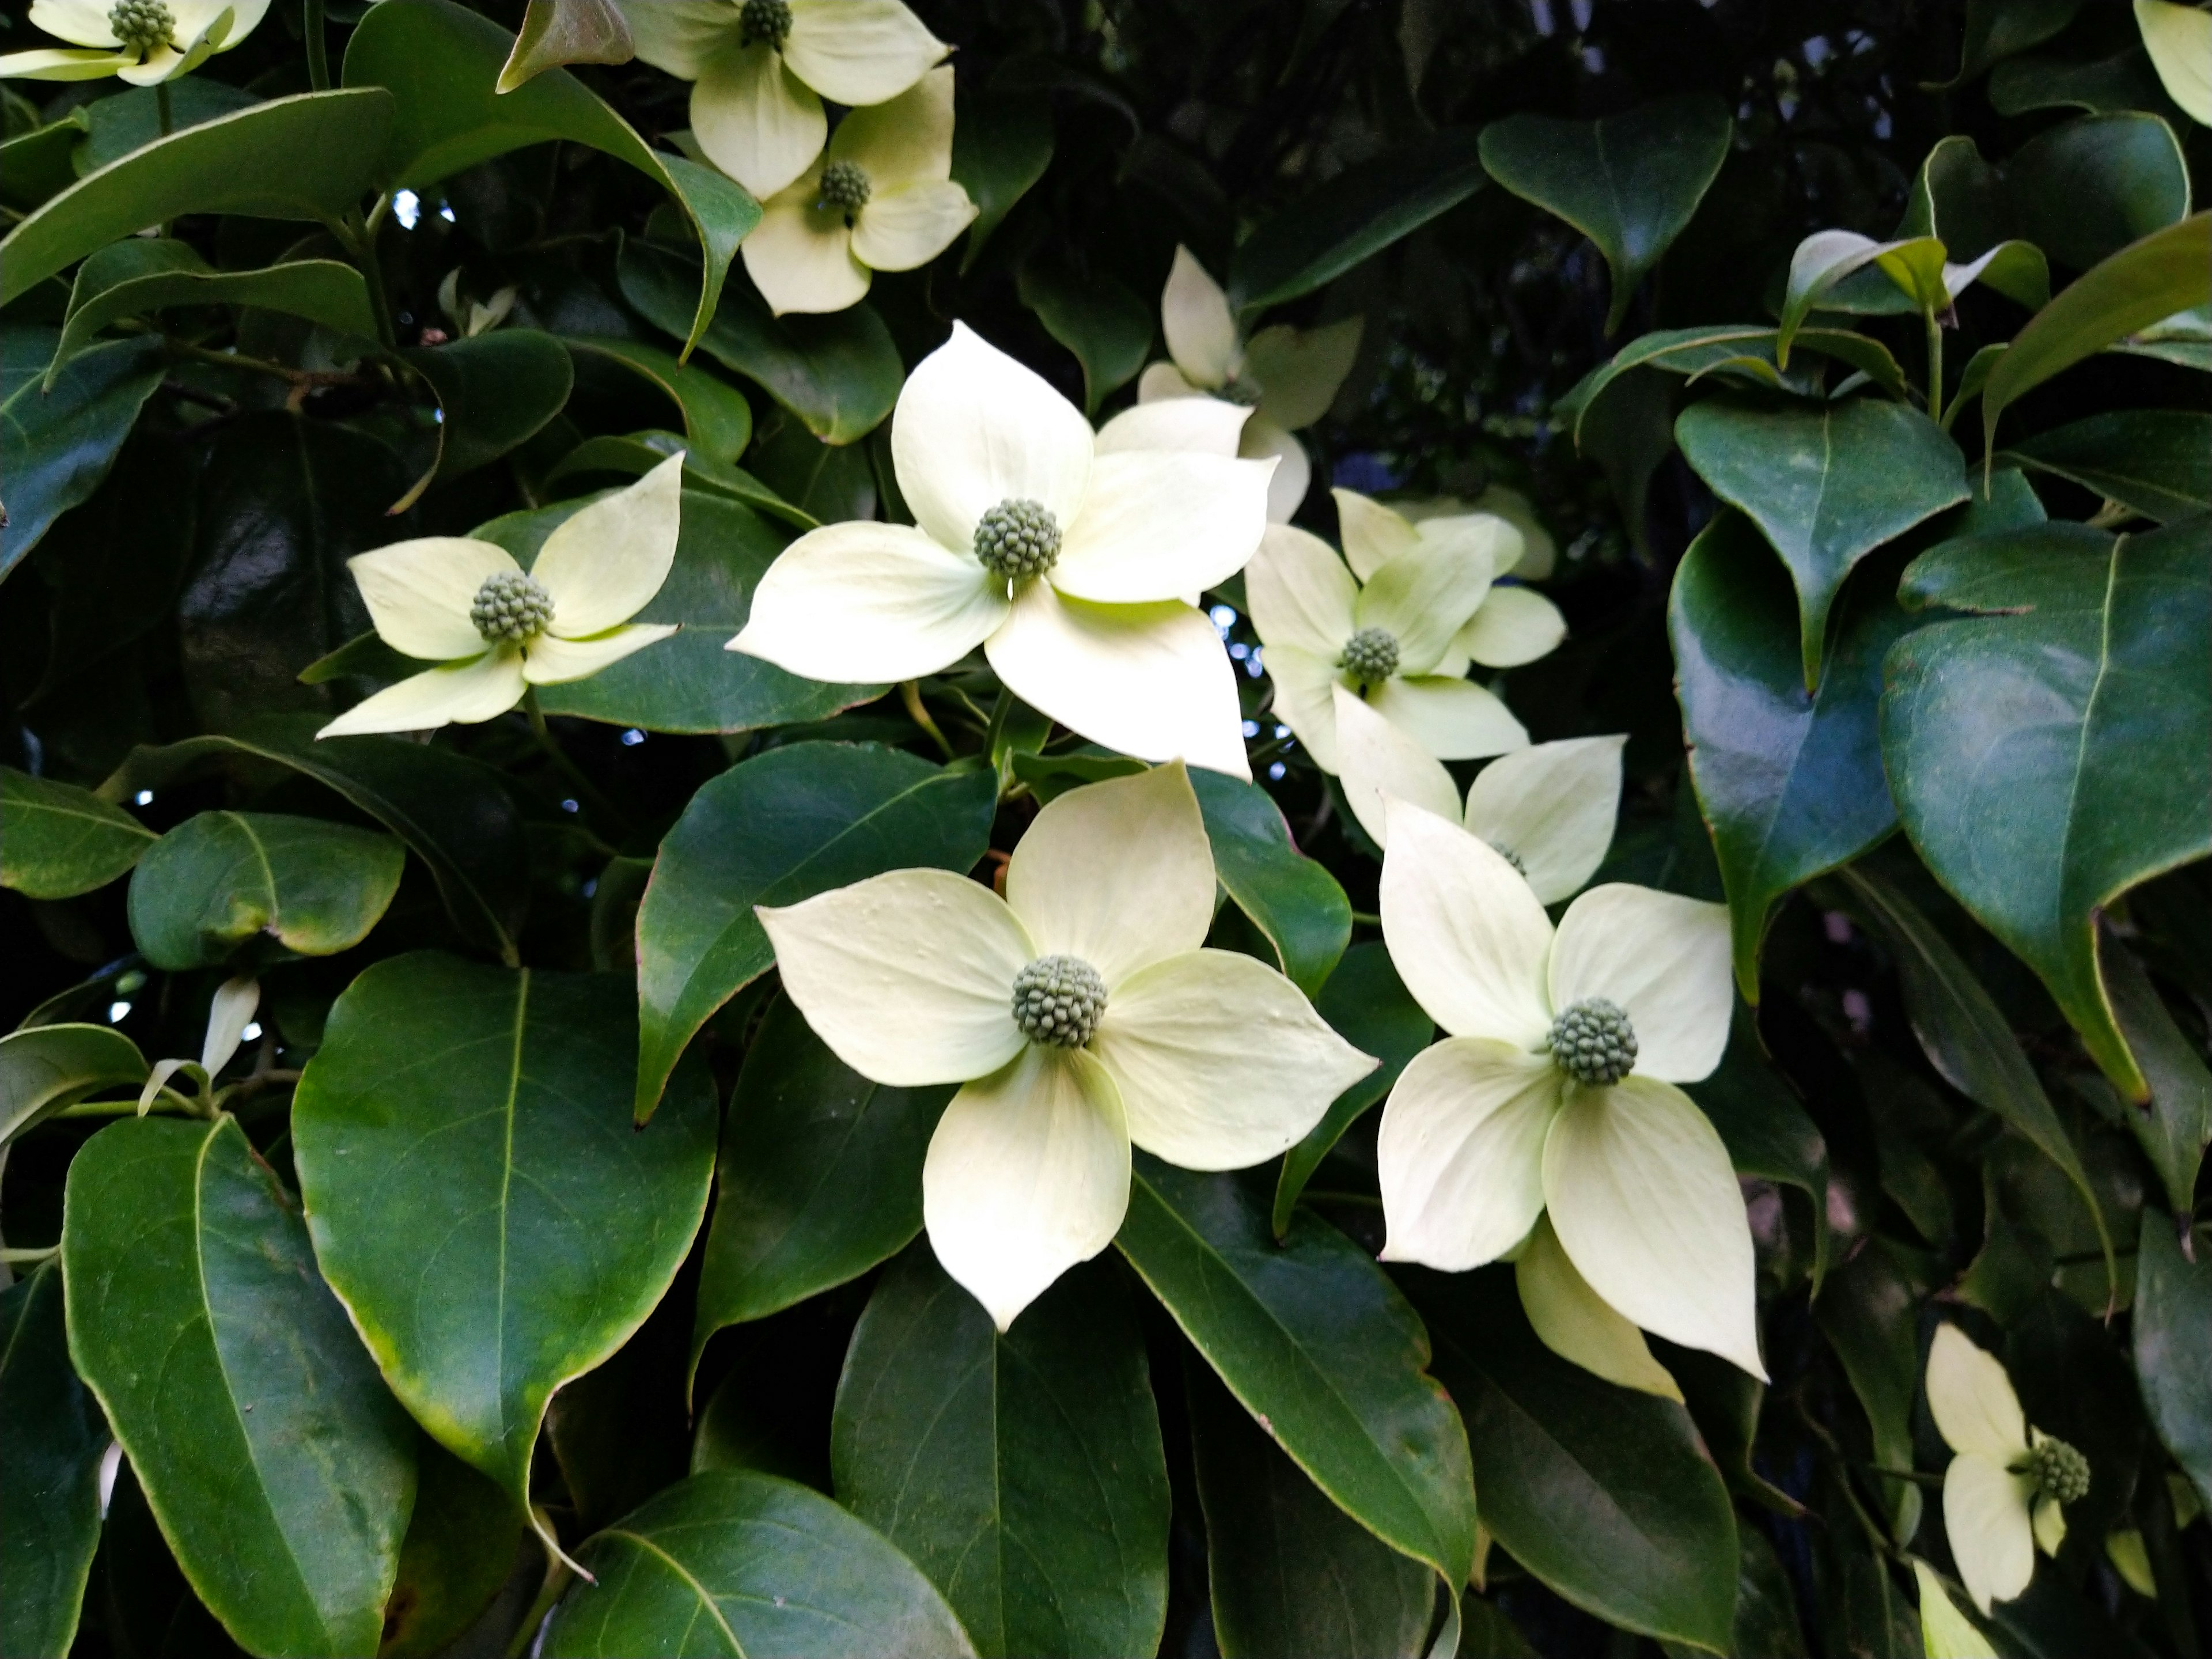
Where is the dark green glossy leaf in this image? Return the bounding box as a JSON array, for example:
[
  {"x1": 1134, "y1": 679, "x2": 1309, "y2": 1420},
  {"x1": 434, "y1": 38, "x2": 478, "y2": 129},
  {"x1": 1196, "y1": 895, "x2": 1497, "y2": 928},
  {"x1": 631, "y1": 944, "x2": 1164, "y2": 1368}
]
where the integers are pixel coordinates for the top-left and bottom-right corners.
[
  {"x1": 562, "y1": 336, "x2": 751, "y2": 466},
  {"x1": 2004, "y1": 410, "x2": 2211, "y2": 522},
  {"x1": 0, "y1": 1264, "x2": 105, "y2": 1659},
  {"x1": 1558, "y1": 325, "x2": 1910, "y2": 442},
  {"x1": 69, "y1": 78, "x2": 260, "y2": 172},
  {"x1": 2103, "y1": 945, "x2": 2211, "y2": 1214},
  {"x1": 1016, "y1": 257, "x2": 1152, "y2": 413},
  {"x1": 0, "y1": 328, "x2": 167, "y2": 579},
  {"x1": 1479, "y1": 97, "x2": 1732, "y2": 334},
  {"x1": 1676, "y1": 396, "x2": 1967, "y2": 688},
  {"x1": 343, "y1": 0, "x2": 759, "y2": 355},
  {"x1": 1272, "y1": 942, "x2": 1433, "y2": 1237},
  {"x1": 541, "y1": 429, "x2": 815, "y2": 528},
  {"x1": 1884, "y1": 518, "x2": 2211, "y2": 1098},
  {"x1": 1660, "y1": 1528, "x2": 1806, "y2": 1659},
  {"x1": 378, "y1": 1437, "x2": 524, "y2": 1659},
  {"x1": 1669, "y1": 511, "x2": 1910, "y2": 998},
  {"x1": 1813, "y1": 1240, "x2": 1926, "y2": 1544},
  {"x1": 0, "y1": 1023, "x2": 146, "y2": 1148},
  {"x1": 1685, "y1": 1019, "x2": 1832, "y2": 1285},
  {"x1": 1931, "y1": 0, "x2": 2082, "y2": 86},
  {"x1": 291, "y1": 953, "x2": 717, "y2": 1507},
  {"x1": 477, "y1": 488, "x2": 878, "y2": 734},
  {"x1": 1116, "y1": 1159, "x2": 1476, "y2": 1593},
  {"x1": 1402, "y1": 1267, "x2": 1738, "y2": 1652},
  {"x1": 1188, "y1": 768, "x2": 1350, "y2": 997},
  {"x1": 951, "y1": 90, "x2": 1053, "y2": 272},
  {"x1": 634, "y1": 744, "x2": 995, "y2": 1120},
  {"x1": 1186, "y1": 1354, "x2": 1434, "y2": 1659},
  {"x1": 398, "y1": 329, "x2": 574, "y2": 503},
  {"x1": 832, "y1": 1248, "x2": 1169, "y2": 1658},
  {"x1": 746, "y1": 415, "x2": 877, "y2": 521},
  {"x1": 497, "y1": 0, "x2": 633, "y2": 93},
  {"x1": 619, "y1": 240, "x2": 903, "y2": 445},
  {"x1": 2007, "y1": 113, "x2": 2191, "y2": 271},
  {"x1": 1990, "y1": 46, "x2": 2183, "y2": 119},
  {"x1": 1230, "y1": 130, "x2": 1487, "y2": 310},
  {"x1": 63, "y1": 1115, "x2": 417, "y2": 1657},
  {"x1": 0, "y1": 90, "x2": 395, "y2": 309},
  {"x1": 690, "y1": 994, "x2": 945, "y2": 1360},
  {"x1": 127, "y1": 810, "x2": 404, "y2": 970},
  {"x1": 2134, "y1": 1210, "x2": 2212, "y2": 1512},
  {"x1": 542, "y1": 1471, "x2": 974, "y2": 1657},
  {"x1": 0, "y1": 766, "x2": 154, "y2": 899},
  {"x1": 0, "y1": 119, "x2": 80, "y2": 213}
]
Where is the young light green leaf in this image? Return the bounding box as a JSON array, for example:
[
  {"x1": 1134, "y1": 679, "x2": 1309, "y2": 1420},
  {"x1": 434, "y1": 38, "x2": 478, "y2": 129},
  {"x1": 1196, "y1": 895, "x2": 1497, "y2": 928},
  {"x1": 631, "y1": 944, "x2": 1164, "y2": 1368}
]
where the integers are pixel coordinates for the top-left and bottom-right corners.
[
  {"x1": 0, "y1": 766, "x2": 155, "y2": 899},
  {"x1": 127, "y1": 810, "x2": 405, "y2": 970},
  {"x1": 0, "y1": 1264, "x2": 107, "y2": 1659}
]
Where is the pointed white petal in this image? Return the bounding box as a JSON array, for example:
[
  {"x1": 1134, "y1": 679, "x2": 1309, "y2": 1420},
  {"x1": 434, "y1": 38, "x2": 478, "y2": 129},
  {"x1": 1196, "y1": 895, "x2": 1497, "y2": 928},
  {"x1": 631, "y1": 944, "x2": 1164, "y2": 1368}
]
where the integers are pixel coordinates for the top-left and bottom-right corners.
[
  {"x1": 1091, "y1": 949, "x2": 1376, "y2": 1169},
  {"x1": 1240, "y1": 415, "x2": 1310, "y2": 524},
  {"x1": 117, "y1": 41, "x2": 194, "y2": 84},
  {"x1": 744, "y1": 204, "x2": 870, "y2": 315},
  {"x1": 200, "y1": 976, "x2": 260, "y2": 1077},
  {"x1": 1377, "y1": 794, "x2": 1554, "y2": 1043},
  {"x1": 0, "y1": 47, "x2": 138, "y2": 77},
  {"x1": 521, "y1": 623, "x2": 678, "y2": 684},
  {"x1": 1353, "y1": 540, "x2": 1491, "y2": 676},
  {"x1": 1161, "y1": 245, "x2": 1237, "y2": 389},
  {"x1": 1333, "y1": 488, "x2": 1418, "y2": 581},
  {"x1": 315, "y1": 650, "x2": 527, "y2": 737},
  {"x1": 1543, "y1": 1074, "x2": 1766, "y2": 1379},
  {"x1": 893, "y1": 322, "x2": 1094, "y2": 554},
  {"x1": 1365, "y1": 676, "x2": 1528, "y2": 761},
  {"x1": 1944, "y1": 1452, "x2": 2037, "y2": 1613},
  {"x1": 1548, "y1": 885, "x2": 1732, "y2": 1084},
  {"x1": 984, "y1": 582, "x2": 1248, "y2": 778},
  {"x1": 1245, "y1": 316, "x2": 1363, "y2": 431},
  {"x1": 1926, "y1": 1325, "x2": 2030, "y2": 1461},
  {"x1": 1137, "y1": 361, "x2": 1205, "y2": 402},
  {"x1": 1514, "y1": 1213, "x2": 1683, "y2": 1401},
  {"x1": 2032, "y1": 1494, "x2": 2067, "y2": 1558},
  {"x1": 1914, "y1": 1560, "x2": 2001, "y2": 1658},
  {"x1": 730, "y1": 520, "x2": 1007, "y2": 683},
  {"x1": 1093, "y1": 396, "x2": 1249, "y2": 457},
  {"x1": 622, "y1": 0, "x2": 738, "y2": 77},
  {"x1": 757, "y1": 869, "x2": 1031, "y2": 1086},
  {"x1": 923, "y1": 1046, "x2": 1130, "y2": 1330},
  {"x1": 783, "y1": 0, "x2": 946, "y2": 106},
  {"x1": 1463, "y1": 736, "x2": 1625, "y2": 905},
  {"x1": 1245, "y1": 524, "x2": 1358, "y2": 657},
  {"x1": 1262, "y1": 645, "x2": 1342, "y2": 772},
  {"x1": 534, "y1": 452, "x2": 684, "y2": 635},
  {"x1": 1376, "y1": 1037, "x2": 1560, "y2": 1270},
  {"x1": 829, "y1": 62, "x2": 953, "y2": 185},
  {"x1": 1332, "y1": 685, "x2": 1458, "y2": 846},
  {"x1": 1005, "y1": 760, "x2": 1215, "y2": 984},
  {"x1": 1051, "y1": 451, "x2": 1272, "y2": 604},
  {"x1": 2137, "y1": 0, "x2": 2212, "y2": 125},
  {"x1": 28, "y1": 0, "x2": 118, "y2": 45},
  {"x1": 346, "y1": 537, "x2": 517, "y2": 661},
  {"x1": 1456, "y1": 584, "x2": 1567, "y2": 669},
  {"x1": 692, "y1": 43, "x2": 827, "y2": 201},
  {"x1": 851, "y1": 181, "x2": 975, "y2": 272}
]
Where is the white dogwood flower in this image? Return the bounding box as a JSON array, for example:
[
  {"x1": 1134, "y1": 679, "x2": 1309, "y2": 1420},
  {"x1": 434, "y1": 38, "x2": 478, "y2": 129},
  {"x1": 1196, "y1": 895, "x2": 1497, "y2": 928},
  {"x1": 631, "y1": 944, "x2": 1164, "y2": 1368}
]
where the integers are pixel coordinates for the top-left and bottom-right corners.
[
  {"x1": 319, "y1": 456, "x2": 682, "y2": 738},
  {"x1": 1914, "y1": 1562, "x2": 1998, "y2": 1659},
  {"x1": 1927, "y1": 1324, "x2": 2089, "y2": 1614},
  {"x1": 1141, "y1": 246, "x2": 1364, "y2": 520},
  {"x1": 1, "y1": 0, "x2": 267, "y2": 83},
  {"x1": 732, "y1": 324, "x2": 1272, "y2": 777},
  {"x1": 1374, "y1": 798, "x2": 1762, "y2": 1380},
  {"x1": 758, "y1": 763, "x2": 1376, "y2": 1327},
  {"x1": 2137, "y1": 1, "x2": 2212, "y2": 124},
  {"x1": 741, "y1": 67, "x2": 976, "y2": 315},
  {"x1": 622, "y1": 0, "x2": 946, "y2": 200}
]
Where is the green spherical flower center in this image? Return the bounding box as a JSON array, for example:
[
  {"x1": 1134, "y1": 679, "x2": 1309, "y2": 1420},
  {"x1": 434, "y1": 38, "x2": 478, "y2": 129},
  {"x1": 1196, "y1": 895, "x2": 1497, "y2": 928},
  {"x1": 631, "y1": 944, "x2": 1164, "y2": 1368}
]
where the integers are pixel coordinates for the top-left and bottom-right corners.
[
  {"x1": 2026, "y1": 1437, "x2": 2090, "y2": 1505},
  {"x1": 1339, "y1": 626, "x2": 1400, "y2": 687},
  {"x1": 738, "y1": 0, "x2": 792, "y2": 48},
  {"x1": 108, "y1": 0, "x2": 175, "y2": 54},
  {"x1": 1547, "y1": 997, "x2": 1638, "y2": 1086},
  {"x1": 1487, "y1": 839, "x2": 1527, "y2": 877},
  {"x1": 974, "y1": 498, "x2": 1062, "y2": 582},
  {"x1": 469, "y1": 570, "x2": 555, "y2": 643},
  {"x1": 818, "y1": 160, "x2": 872, "y2": 217},
  {"x1": 1012, "y1": 955, "x2": 1107, "y2": 1048}
]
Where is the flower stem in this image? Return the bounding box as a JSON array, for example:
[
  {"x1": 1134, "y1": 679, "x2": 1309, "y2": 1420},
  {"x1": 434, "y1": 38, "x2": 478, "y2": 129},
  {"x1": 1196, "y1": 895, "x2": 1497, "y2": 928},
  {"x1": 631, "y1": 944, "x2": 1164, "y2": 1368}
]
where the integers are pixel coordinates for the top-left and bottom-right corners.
[
  {"x1": 339, "y1": 211, "x2": 399, "y2": 349},
  {"x1": 900, "y1": 680, "x2": 956, "y2": 760},
  {"x1": 304, "y1": 0, "x2": 330, "y2": 90},
  {"x1": 1924, "y1": 308, "x2": 1945, "y2": 424},
  {"x1": 524, "y1": 690, "x2": 631, "y2": 836},
  {"x1": 1, "y1": 1244, "x2": 60, "y2": 1266}
]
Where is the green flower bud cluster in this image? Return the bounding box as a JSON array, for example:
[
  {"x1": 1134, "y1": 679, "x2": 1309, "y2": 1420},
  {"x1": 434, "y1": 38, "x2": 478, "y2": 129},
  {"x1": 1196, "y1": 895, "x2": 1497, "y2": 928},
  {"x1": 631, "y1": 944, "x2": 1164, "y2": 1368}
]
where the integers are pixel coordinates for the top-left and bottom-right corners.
[
  {"x1": 2027, "y1": 1437, "x2": 2091, "y2": 1505},
  {"x1": 1548, "y1": 997, "x2": 1638, "y2": 1086},
  {"x1": 469, "y1": 571, "x2": 555, "y2": 643},
  {"x1": 974, "y1": 498, "x2": 1062, "y2": 581},
  {"x1": 818, "y1": 161, "x2": 872, "y2": 217},
  {"x1": 108, "y1": 0, "x2": 175, "y2": 54},
  {"x1": 1339, "y1": 626, "x2": 1400, "y2": 687},
  {"x1": 738, "y1": 0, "x2": 792, "y2": 48},
  {"x1": 1012, "y1": 955, "x2": 1107, "y2": 1048}
]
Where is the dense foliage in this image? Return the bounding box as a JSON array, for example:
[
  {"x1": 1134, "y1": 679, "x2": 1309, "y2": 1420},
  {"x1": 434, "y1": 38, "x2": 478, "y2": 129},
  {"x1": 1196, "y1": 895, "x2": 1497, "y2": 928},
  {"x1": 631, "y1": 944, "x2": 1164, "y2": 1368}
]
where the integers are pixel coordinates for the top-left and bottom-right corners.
[{"x1": 2, "y1": 0, "x2": 2209, "y2": 1655}]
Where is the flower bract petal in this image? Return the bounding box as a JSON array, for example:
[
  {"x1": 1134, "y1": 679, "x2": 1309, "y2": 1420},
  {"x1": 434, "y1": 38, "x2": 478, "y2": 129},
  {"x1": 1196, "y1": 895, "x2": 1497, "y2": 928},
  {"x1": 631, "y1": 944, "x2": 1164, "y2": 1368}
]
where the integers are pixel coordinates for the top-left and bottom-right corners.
[
  {"x1": 1377, "y1": 795, "x2": 1553, "y2": 1043},
  {"x1": 1160, "y1": 245, "x2": 1237, "y2": 389},
  {"x1": 346, "y1": 536, "x2": 520, "y2": 661},
  {"x1": 1463, "y1": 736, "x2": 1626, "y2": 905},
  {"x1": 1244, "y1": 317, "x2": 1363, "y2": 431},
  {"x1": 521, "y1": 623, "x2": 677, "y2": 683},
  {"x1": 1944, "y1": 1450, "x2": 2037, "y2": 1613},
  {"x1": 0, "y1": 47, "x2": 138, "y2": 78},
  {"x1": 1514, "y1": 1212, "x2": 1683, "y2": 1400},
  {"x1": 783, "y1": 0, "x2": 946, "y2": 107},
  {"x1": 2137, "y1": 0, "x2": 2212, "y2": 124},
  {"x1": 1093, "y1": 396, "x2": 1249, "y2": 457},
  {"x1": 1333, "y1": 685, "x2": 1458, "y2": 846},
  {"x1": 1240, "y1": 414, "x2": 1309, "y2": 523},
  {"x1": 743, "y1": 192, "x2": 869, "y2": 315},
  {"x1": 731, "y1": 519, "x2": 1007, "y2": 682},
  {"x1": 621, "y1": 0, "x2": 732, "y2": 77},
  {"x1": 1261, "y1": 644, "x2": 1342, "y2": 772},
  {"x1": 1354, "y1": 536, "x2": 1495, "y2": 676},
  {"x1": 692, "y1": 41, "x2": 826, "y2": 201},
  {"x1": 1137, "y1": 361, "x2": 1206, "y2": 402},
  {"x1": 1246, "y1": 524, "x2": 1358, "y2": 658},
  {"x1": 1926, "y1": 1324, "x2": 2030, "y2": 1461},
  {"x1": 27, "y1": 0, "x2": 120, "y2": 46},
  {"x1": 1548, "y1": 884, "x2": 1733, "y2": 1083},
  {"x1": 316, "y1": 649, "x2": 527, "y2": 737},
  {"x1": 1376, "y1": 1037, "x2": 1560, "y2": 1270},
  {"x1": 532, "y1": 452, "x2": 684, "y2": 636},
  {"x1": 851, "y1": 181, "x2": 976, "y2": 272},
  {"x1": 1913, "y1": 1561, "x2": 1999, "y2": 1658},
  {"x1": 1365, "y1": 676, "x2": 1528, "y2": 762},
  {"x1": 1051, "y1": 451, "x2": 1271, "y2": 605},
  {"x1": 1334, "y1": 487, "x2": 1418, "y2": 581},
  {"x1": 1456, "y1": 583, "x2": 1567, "y2": 669},
  {"x1": 829, "y1": 62, "x2": 953, "y2": 184}
]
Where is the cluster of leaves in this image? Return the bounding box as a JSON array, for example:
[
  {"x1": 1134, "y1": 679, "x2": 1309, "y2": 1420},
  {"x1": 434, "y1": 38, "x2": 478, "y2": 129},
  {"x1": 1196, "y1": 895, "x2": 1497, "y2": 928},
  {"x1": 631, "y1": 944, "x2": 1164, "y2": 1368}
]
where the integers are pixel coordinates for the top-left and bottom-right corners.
[{"x1": 2, "y1": 1, "x2": 2209, "y2": 1657}]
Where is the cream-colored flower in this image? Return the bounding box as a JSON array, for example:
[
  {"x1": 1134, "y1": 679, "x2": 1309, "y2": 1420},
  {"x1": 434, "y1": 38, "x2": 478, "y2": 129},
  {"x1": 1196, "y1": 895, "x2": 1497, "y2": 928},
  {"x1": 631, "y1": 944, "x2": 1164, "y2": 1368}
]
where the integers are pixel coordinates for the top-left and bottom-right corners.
[
  {"x1": 622, "y1": 0, "x2": 946, "y2": 200},
  {"x1": 1398, "y1": 487, "x2": 1558, "y2": 581},
  {"x1": 0, "y1": 0, "x2": 267, "y2": 83},
  {"x1": 319, "y1": 456, "x2": 682, "y2": 738},
  {"x1": 1374, "y1": 798, "x2": 1761, "y2": 1381},
  {"x1": 758, "y1": 763, "x2": 1376, "y2": 1327},
  {"x1": 2137, "y1": 0, "x2": 2211, "y2": 124},
  {"x1": 731, "y1": 324, "x2": 1272, "y2": 777},
  {"x1": 1141, "y1": 246, "x2": 1364, "y2": 521},
  {"x1": 741, "y1": 67, "x2": 976, "y2": 315},
  {"x1": 1926, "y1": 1324, "x2": 2089, "y2": 1613},
  {"x1": 1913, "y1": 1562, "x2": 1998, "y2": 1659}
]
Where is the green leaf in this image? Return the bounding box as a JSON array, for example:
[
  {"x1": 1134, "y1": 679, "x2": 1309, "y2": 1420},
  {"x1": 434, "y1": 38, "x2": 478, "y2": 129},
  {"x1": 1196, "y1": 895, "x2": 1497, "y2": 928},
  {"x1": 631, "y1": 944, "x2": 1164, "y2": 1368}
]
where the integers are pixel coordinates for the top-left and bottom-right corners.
[
  {"x1": 2134, "y1": 1210, "x2": 2212, "y2": 1513},
  {"x1": 103, "y1": 715, "x2": 531, "y2": 966},
  {"x1": 0, "y1": 118, "x2": 83, "y2": 214},
  {"x1": 378, "y1": 1438, "x2": 525, "y2": 1659},
  {"x1": 396, "y1": 329, "x2": 575, "y2": 506},
  {"x1": 291, "y1": 953, "x2": 717, "y2": 1510},
  {"x1": 69, "y1": 78, "x2": 261, "y2": 172},
  {"x1": 476, "y1": 488, "x2": 878, "y2": 734},
  {"x1": 342, "y1": 0, "x2": 759, "y2": 355},
  {"x1": 497, "y1": 0, "x2": 634, "y2": 93},
  {"x1": 0, "y1": 89, "x2": 395, "y2": 309},
  {"x1": 2003, "y1": 410, "x2": 2211, "y2": 522},
  {"x1": 1401, "y1": 1267, "x2": 1738, "y2": 1652},
  {"x1": 1558, "y1": 325, "x2": 1910, "y2": 442},
  {"x1": 951, "y1": 90, "x2": 1053, "y2": 272},
  {"x1": 0, "y1": 765, "x2": 154, "y2": 899},
  {"x1": 1813, "y1": 1240, "x2": 1926, "y2": 1544},
  {"x1": 1675, "y1": 396, "x2": 1967, "y2": 688},
  {"x1": 1272, "y1": 942, "x2": 1434, "y2": 1238},
  {"x1": 62, "y1": 1115, "x2": 418, "y2": 1657},
  {"x1": 1188, "y1": 768, "x2": 1350, "y2": 997},
  {"x1": 126, "y1": 810, "x2": 404, "y2": 971},
  {"x1": 1, "y1": 329, "x2": 168, "y2": 579},
  {"x1": 1930, "y1": 0, "x2": 2084, "y2": 87},
  {"x1": 542, "y1": 1470, "x2": 975, "y2": 1657},
  {"x1": 1116, "y1": 1159, "x2": 1476, "y2": 1594},
  {"x1": 691, "y1": 995, "x2": 948, "y2": 1365},
  {"x1": 541, "y1": 430, "x2": 816, "y2": 528},
  {"x1": 2102, "y1": 945, "x2": 2211, "y2": 1214},
  {"x1": 50, "y1": 240, "x2": 374, "y2": 388},
  {"x1": 1669, "y1": 511, "x2": 1912, "y2": 998},
  {"x1": 1990, "y1": 45, "x2": 2183, "y2": 118},
  {"x1": 2007, "y1": 113, "x2": 2192, "y2": 272},
  {"x1": 832, "y1": 1248, "x2": 1169, "y2": 1658},
  {"x1": 1883, "y1": 518, "x2": 2211, "y2": 1097},
  {"x1": 0, "y1": 1264, "x2": 105, "y2": 1659},
  {"x1": 634, "y1": 743, "x2": 995, "y2": 1121},
  {"x1": 562, "y1": 336, "x2": 751, "y2": 466},
  {"x1": 0, "y1": 1023, "x2": 147, "y2": 1149},
  {"x1": 1016, "y1": 256, "x2": 1153, "y2": 413},
  {"x1": 1983, "y1": 213, "x2": 2211, "y2": 454},
  {"x1": 1185, "y1": 1354, "x2": 1435, "y2": 1659},
  {"x1": 619, "y1": 240, "x2": 903, "y2": 445},
  {"x1": 1230, "y1": 129, "x2": 1487, "y2": 310},
  {"x1": 1478, "y1": 97, "x2": 1732, "y2": 334}
]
